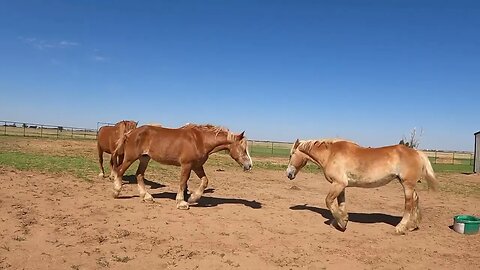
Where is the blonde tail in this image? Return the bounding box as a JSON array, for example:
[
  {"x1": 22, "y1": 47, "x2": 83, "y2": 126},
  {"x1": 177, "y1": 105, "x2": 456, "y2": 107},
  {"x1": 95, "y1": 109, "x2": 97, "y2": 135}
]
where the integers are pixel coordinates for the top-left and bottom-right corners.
[
  {"x1": 112, "y1": 131, "x2": 130, "y2": 169},
  {"x1": 418, "y1": 151, "x2": 439, "y2": 191}
]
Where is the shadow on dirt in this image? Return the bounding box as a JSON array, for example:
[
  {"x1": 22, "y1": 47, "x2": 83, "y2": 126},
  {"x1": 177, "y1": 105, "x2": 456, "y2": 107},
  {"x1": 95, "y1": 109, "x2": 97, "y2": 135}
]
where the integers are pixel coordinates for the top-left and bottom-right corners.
[
  {"x1": 122, "y1": 175, "x2": 166, "y2": 189},
  {"x1": 290, "y1": 204, "x2": 401, "y2": 226},
  {"x1": 152, "y1": 192, "x2": 262, "y2": 209}
]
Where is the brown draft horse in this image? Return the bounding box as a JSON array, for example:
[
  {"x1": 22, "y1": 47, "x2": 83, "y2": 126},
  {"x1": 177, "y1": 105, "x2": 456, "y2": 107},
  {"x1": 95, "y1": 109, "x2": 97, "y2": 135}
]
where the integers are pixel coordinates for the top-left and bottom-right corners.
[
  {"x1": 96, "y1": 120, "x2": 138, "y2": 178},
  {"x1": 286, "y1": 139, "x2": 438, "y2": 234},
  {"x1": 112, "y1": 124, "x2": 252, "y2": 210}
]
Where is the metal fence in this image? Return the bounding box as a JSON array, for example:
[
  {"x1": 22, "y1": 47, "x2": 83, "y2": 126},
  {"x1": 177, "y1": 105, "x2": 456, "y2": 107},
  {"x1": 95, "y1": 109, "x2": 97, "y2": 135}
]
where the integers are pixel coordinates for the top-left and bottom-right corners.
[
  {"x1": 248, "y1": 139, "x2": 474, "y2": 165},
  {"x1": 424, "y1": 150, "x2": 474, "y2": 165},
  {"x1": 1, "y1": 120, "x2": 97, "y2": 139},
  {"x1": 1, "y1": 120, "x2": 474, "y2": 165}
]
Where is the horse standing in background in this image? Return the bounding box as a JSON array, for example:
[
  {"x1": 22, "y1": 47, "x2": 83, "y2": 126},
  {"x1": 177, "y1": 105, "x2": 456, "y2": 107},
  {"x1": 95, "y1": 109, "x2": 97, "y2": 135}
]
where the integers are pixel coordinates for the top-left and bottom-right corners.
[
  {"x1": 286, "y1": 139, "x2": 438, "y2": 234},
  {"x1": 112, "y1": 123, "x2": 252, "y2": 210},
  {"x1": 96, "y1": 120, "x2": 138, "y2": 178}
]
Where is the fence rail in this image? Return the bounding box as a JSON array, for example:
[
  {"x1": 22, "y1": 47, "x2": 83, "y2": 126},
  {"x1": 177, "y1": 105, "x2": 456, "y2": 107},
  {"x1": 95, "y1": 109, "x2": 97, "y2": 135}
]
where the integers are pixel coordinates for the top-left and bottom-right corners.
[
  {"x1": 1, "y1": 120, "x2": 474, "y2": 165},
  {"x1": 1, "y1": 120, "x2": 97, "y2": 140},
  {"x1": 248, "y1": 140, "x2": 474, "y2": 165}
]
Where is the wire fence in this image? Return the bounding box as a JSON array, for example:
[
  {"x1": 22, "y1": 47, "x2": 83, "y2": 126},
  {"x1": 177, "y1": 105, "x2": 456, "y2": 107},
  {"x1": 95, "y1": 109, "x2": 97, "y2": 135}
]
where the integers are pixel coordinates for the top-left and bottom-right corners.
[
  {"x1": 248, "y1": 140, "x2": 474, "y2": 165},
  {"x1": 1, "y1": 120, "x2": 97, "y2": 140},
  {"x1": 1, "y1": 120, "x2": 474, "y2": 165}
]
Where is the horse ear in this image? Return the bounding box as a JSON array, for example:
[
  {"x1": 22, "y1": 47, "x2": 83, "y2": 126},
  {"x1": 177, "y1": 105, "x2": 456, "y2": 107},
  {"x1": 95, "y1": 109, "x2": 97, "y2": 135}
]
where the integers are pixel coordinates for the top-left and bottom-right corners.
[
  {"x1": 237, "y1": 131, "x2": 245, "y2": 140},
  {"x1": 293, "y1": 139, "x2": 300, "y2": 149}
]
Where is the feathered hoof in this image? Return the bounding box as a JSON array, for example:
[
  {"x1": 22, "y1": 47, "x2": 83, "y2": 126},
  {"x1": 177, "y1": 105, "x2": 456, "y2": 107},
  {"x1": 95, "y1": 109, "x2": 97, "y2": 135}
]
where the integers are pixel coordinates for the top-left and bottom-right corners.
[
  {"x1": 395, "y1": 225, "x2": 407, "y2": 235},
  {"x1": 112, "y1": 189, "x2": 120, "y2": 198},
  {"x1": 142, "y1": 193, "x2": 154, "y2": 202},
  {"x1": 98, "y1": 172, "x2": 105, "y2": 178},
  {"x1": 176, "y1": 201, "x2": 190, "y2": 210},
  {"x1": 187, "y1": 194, "x2": 201, "y2": 204}
]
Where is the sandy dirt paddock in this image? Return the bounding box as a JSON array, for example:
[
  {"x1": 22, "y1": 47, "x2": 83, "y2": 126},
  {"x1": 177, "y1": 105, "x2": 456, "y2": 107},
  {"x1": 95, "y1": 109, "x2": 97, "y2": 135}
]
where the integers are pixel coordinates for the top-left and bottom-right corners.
[{"x1": 1, "y1": 159, "x2": 479, "y2": 270}]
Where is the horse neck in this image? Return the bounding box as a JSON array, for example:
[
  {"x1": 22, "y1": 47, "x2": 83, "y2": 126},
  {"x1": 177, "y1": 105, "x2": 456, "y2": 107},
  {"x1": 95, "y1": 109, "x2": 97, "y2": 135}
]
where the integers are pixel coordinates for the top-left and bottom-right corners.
[
  {"x1": 300, "y1": 142, "x2": 329, "y2": 168},
  {"x1": 203, "y1": 131, "x2": 232, "y2": 154}
]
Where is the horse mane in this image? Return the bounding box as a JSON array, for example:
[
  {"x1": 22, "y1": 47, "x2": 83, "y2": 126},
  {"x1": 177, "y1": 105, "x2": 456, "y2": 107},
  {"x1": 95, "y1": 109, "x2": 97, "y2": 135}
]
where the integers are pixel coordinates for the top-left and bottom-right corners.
[
  {"x1": 297, "y1": 138, "x2": 354, "y2": 153},
  {"x1": 181, "y1": 123, "x2": 235, "y2": 141}
]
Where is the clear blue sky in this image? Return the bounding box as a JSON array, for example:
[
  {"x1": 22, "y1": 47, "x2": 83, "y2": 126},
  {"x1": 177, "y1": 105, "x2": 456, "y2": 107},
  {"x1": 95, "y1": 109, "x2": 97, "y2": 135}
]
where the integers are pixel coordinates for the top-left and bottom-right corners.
[{"x1": 0, "y1": 1, "x2": 479, "y2": 151}]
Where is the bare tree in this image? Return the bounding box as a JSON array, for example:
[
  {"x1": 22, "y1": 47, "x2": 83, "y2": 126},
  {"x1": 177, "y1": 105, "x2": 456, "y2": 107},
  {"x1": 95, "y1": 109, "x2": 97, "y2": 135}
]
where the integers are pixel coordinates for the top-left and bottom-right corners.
[{"x1": 399, "y1": 127, "x2": 423, "y2": 149}]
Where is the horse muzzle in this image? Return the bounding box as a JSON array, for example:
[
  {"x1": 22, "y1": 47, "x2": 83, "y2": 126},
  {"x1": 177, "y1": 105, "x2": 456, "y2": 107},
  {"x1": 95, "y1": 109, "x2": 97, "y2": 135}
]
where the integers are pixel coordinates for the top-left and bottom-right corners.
[
  {"x1": 243, "y1": 162, "x2": 252, "y2": 171},
  {"x1": 286, "y1": 166, "x2": 296, "y2": 180}
]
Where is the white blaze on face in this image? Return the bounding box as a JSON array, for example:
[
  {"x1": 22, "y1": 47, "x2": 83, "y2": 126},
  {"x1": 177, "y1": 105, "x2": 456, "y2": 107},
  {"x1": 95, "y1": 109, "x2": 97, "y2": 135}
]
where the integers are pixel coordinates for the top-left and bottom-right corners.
[{"x1": 246, "y1": 141, "x2": 253, "y2": 167}]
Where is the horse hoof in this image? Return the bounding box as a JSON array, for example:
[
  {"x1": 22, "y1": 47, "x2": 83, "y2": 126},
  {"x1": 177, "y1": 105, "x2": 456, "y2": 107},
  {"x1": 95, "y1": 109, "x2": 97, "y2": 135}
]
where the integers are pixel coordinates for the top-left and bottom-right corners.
[
  {"x1": 143, "y1": 193, "x2": 154, "y2": 202},
  {"x1": 176, "y1": 201, "x2": 190, "y2": 210},
  {"x1": 395, "y1": 226, "x2": 407, "y2": 235},
  {"x1": 337, "y1": 222, "x2": 347, "y2": 232},
  {"x1": 112, "y1": 190, "x2": 120, "y2": 198},
  {"x1": 98, "y1": 173, "x2": 105, "y2": 178},
  {"x1": 408, "y1": 225, "x2": 419, "y2": 232},
  {"x1": 187, "y1": 194, "x2": 201, "y2": 204}
]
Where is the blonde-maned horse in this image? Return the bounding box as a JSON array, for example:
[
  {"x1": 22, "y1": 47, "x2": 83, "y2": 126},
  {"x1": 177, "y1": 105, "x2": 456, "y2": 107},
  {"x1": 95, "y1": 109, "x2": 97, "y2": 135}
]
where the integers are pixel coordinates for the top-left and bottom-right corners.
[
  {"x1": 112, "y1": 124, "x2": 252, "y2": 210},
  {"x1": 286, "y1": 139, "x2": 438, "y2": 234},
  {"x1": 96, "y1": 120, "x2": 138, "y2": 178}
]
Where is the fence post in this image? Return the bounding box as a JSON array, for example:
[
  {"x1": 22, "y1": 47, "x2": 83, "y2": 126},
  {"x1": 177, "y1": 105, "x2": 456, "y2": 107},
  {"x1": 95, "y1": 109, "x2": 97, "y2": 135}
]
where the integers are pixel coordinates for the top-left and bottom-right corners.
[
  {"x1": 3, "y1": 121, "x2": 6, "y2": 135},
  {"x1": 84, "y1": 129, "x2": 86, "y2": 138},
  {"x1": 434, "y1": 151, "x2": 437, "y2": 164},
  {"x1": 40, "y1": 126, "x2": 43, "y2": 137},
  {"x1": 452, "y1": 152, "x2": 455, "y2": 165},
  {"x1": 271, "y1": 142, "x2": 274, "y2": 155},
  {"x1": 56, "y1": 128, "x2": 59, "y2": 138},
  {"x1": 23, "y1": 124, "x2": 26, "y2": 137},
  {"x1": 71, "y1": 128, "x2": 73, "y2": 138}
]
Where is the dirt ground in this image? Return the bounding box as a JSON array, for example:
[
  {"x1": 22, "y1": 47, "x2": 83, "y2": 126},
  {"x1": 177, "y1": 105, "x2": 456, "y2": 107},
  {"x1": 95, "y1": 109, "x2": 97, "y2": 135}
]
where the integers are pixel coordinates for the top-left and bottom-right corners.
[{"x1": 1, "y1": 158, "x2": 479, "y2": 270}]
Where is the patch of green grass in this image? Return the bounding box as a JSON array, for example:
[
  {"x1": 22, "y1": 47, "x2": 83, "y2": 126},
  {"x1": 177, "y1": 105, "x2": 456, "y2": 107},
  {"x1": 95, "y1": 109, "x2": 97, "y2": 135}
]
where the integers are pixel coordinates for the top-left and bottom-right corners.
[
  {"x1": 0, "y1": 150, "x2": 177, "y2": 181},
  {"x1": 0, "y1": 151, "x2": 98, "y2": 180},
  {"x1": 432, "y1": 163, "x2": 473, "y2": 174},
  {"x1": 0, "y1": 137, "x2": 472, "y2": 180},
  {"x1": 249, "y1": 145, "x2": 291, "y2": 158},
  {"x1": 253, "y1": 161, "x2": 321, "y2": 173}
]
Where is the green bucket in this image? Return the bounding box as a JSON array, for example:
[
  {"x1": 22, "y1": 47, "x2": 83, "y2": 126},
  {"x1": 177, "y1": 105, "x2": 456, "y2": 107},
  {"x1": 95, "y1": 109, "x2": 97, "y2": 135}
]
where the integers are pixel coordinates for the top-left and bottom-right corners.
[{"x1": 453, "y1": 215, "x2": 480, "y2": 235}]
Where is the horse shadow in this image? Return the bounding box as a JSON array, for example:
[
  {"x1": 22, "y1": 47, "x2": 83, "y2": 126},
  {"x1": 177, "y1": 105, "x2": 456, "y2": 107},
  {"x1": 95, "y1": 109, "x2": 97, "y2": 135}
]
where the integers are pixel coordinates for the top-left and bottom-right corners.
[
  {"x1": 152, "y1": 191, "x2": 262, "y2": 209},
  {"x1": 289, "y1": 204, "x2": 401, "y2": 227},
  {"x1": 122, "y1": 175, "x2": 166, "y2": 189}
]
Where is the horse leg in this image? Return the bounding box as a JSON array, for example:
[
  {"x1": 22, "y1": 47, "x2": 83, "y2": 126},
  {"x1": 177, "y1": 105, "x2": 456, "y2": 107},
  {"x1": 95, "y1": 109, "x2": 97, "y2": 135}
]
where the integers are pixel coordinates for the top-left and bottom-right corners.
[
  {"x1": 396, "y1": 181, "x2": 415, "y2": 234},
  {"x1": 188, "y1": 166, "x2": 209, "y2": 204},
  {"x1": 97, "y1": 147, "x2": 105, "y2": 178},
  {"x1": 112, "y1": 157, "x2": 136, "y2": 198},
  {"x1": 325, "y1": 182, "x2": 347, "y2": 230},
  {"x1": 176, "y1": 164, "x2": 192, "y2": 210},
  {"x1": 136, "y1": 155, "x2": 152, "y2": 202},
  {"x1": 337, "y1": 189, "x2": 349, "y2": 229},
  {"x1": 109, "y1": 154, "x2": 124, "y2": 180},
  {"x1": 409, "y1": 190, "x2": 421, "y2": 231}
]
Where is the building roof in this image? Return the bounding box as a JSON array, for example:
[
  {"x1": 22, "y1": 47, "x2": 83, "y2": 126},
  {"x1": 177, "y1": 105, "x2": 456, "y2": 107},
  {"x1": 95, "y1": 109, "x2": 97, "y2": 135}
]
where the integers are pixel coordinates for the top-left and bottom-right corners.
[{"x1": 476, "y1": 131, "x2": 480, "y2": 135}]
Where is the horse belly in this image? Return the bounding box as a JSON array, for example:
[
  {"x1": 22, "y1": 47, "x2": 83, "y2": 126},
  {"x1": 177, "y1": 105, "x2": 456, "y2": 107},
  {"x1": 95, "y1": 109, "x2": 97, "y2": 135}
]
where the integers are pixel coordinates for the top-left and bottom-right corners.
[
  {"x1": 347, "y1": 173, "x2": 398, "y2": 188},
  {"x1": 151, "y1": 156, "x2": 181, "y2": 166}
]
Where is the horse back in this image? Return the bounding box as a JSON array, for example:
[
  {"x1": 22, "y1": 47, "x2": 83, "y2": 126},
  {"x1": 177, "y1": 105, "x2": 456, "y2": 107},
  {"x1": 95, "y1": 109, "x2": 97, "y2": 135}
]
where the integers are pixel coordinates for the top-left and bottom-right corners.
[
  {"x1": 328, "y1": 142, "x2": 422, "y2": 179},
  {"x1": 125, "y1": 125, "x2": 203, "y2": 165}
]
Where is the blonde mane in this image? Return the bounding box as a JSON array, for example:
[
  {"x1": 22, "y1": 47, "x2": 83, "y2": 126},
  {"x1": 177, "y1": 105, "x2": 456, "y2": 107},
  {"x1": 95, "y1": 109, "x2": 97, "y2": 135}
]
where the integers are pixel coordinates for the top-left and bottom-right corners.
[
  {"x1": 294, "y1": 138, "x2": 354, "y2": 154},
  {"x1": 182, "y1": 123, "x2": 235, "y2": 141}
]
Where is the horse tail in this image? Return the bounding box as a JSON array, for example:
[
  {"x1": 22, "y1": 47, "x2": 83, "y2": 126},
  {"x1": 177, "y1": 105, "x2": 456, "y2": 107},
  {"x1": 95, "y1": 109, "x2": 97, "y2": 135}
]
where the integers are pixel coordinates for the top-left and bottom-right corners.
[
  {"x1": 112, "y1": 131, "x2": 129, "y2": 169},
  {"x1": 418, "y1": 151, "x2": 439, "y2": 191}
]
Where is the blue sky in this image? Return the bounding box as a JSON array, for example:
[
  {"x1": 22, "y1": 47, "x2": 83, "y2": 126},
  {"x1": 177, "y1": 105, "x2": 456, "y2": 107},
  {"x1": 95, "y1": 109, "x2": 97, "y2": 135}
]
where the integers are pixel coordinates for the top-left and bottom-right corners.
[{"x1": 0, "y1": 1, "x2": 479, "y2": 151}]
